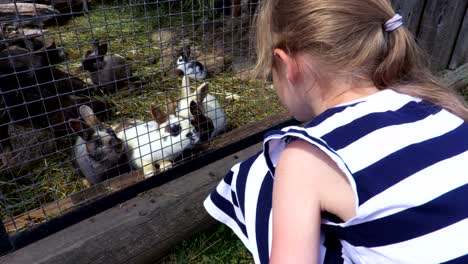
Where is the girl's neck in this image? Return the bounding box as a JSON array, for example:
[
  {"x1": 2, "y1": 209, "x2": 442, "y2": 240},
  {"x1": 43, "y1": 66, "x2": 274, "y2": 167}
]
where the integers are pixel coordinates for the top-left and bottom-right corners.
[{"x1": 306, "y1": 74, "x2": 380, "y2": 116}]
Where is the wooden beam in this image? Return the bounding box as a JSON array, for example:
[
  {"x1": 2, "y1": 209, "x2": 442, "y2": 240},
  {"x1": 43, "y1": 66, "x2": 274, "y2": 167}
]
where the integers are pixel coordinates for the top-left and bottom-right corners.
[
  {"x1": 441, "y1": 62, "x2": 468, "y2": 92},
  {"x1": 0, "y1": 3, "x2": 59, "y2": 26},
  {"x1": 0, "y1": 142, "x2": 263, "y2": 264},
  {"x1": 0, "y1": 224, "x2": 13, "y2": 256},
  {"x1": 417, "y1": 0, "x2": 468, "y2": 71},
  {"x1": 2, "y1": 170, "x2": 144, "y2": 234},
  {"x1": 449, "y1": 8, "x2": 468, "y2": 70},
  {"x1": 390, "y1": 0, "x2": 426, "y2": 35}
]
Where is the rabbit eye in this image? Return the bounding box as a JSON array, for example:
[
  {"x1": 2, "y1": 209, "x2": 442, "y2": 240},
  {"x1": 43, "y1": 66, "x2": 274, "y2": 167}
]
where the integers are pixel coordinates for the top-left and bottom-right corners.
[
  {"x1": 94, "y1": 139, "x2": 102, "y2": 147},
  {"x1": 169, "y1": 124, "x2": 181, "y2": 136}
]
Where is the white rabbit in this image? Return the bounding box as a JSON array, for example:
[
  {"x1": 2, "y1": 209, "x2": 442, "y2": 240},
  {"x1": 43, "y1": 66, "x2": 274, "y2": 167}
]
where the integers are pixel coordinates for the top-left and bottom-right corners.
[
  {"x1": 114, "y1": 101, "x2": 201, "y2": 177},
  {"x1": 176, "y1": 46, "x2": 207, "y2": 80},
  {"x1": 177, "y1": 76, "x2": 226, "y2": 140}
]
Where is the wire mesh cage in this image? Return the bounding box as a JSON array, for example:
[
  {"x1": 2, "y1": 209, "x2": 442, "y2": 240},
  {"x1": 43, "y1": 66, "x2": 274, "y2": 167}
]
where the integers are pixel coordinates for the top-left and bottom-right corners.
[{"x1": 0, "y1": 0, "x2": 286, "y2": 249}]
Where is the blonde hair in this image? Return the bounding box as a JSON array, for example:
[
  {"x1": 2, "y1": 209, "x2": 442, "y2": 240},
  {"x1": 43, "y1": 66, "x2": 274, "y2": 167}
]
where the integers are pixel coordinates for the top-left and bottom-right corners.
[{"x1": 255, "y1": 0, "x2": 468, "y2": 120}]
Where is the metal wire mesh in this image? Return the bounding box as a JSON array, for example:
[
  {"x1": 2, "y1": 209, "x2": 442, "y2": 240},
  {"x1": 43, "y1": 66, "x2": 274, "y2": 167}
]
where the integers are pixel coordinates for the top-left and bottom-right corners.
[{"x1": 0, "y1": 0, "x2": 284, "y2": 240}]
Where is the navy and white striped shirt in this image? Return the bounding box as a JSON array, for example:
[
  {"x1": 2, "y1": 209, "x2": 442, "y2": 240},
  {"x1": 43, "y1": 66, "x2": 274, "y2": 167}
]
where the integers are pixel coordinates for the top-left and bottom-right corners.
[{"x1": 204, "y1": 89, "x2": 468, "y2": 263}]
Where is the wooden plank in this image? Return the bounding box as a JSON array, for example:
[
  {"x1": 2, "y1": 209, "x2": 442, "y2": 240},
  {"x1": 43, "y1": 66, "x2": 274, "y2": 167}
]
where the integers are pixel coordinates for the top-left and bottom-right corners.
[
  {"x1": 3, "y1": 198, "x2": 74, "y2": 234},
  {"x1": 441, "y1": 62, "x2": 468, "y2": 92},
  {"x1": 0, "y1": 141, "x2": 264, "y2": 264},
  {"x1": 0, "y1": 223, "x2": 13, "y2": 256},
  {"x1": 2, "y1": 111, "x2": 293, "y2": 234},
  {"x1": 416, "y1": 0, "x2": 468, "y2": 71},
  {"x1": 2, "y1": 170, "x2": 144, "y2": 233},
  {"x1": 449, "y1": 8, "x2": 468, "y2": 70},
  {"x1": 0, "y1": 3, "x2": 60, "y2": 26},
  {"x1": 390, "y1": 0, "x2": 426, "y2": 35}
]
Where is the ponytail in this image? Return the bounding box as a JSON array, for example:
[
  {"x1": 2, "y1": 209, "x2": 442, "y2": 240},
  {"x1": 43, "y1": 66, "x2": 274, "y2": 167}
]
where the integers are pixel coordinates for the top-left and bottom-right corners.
[
  {"x1": 255, "y1": 0, "x2": 468, "y2": 120},
  {"x1": 373, "y1": 18, "x2": 468, "y2": 120}
]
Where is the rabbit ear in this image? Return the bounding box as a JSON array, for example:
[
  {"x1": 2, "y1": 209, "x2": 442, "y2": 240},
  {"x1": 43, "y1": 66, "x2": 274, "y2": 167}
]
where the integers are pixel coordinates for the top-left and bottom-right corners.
[
  {"x1": 85, "y1": 50, "x2": 93, "y2": 58},
  {"x1": 150, "y1": 105, "x2": 167, "y2": 125},
  {"x1": 189, "y1": 101, "x2": 203, "y2": 117},
  {"x1": 189, "y1": 101, "x2": 214, "y2": 141},
  {"x1": 69, "y1": 119, "x2": 92, "y2": 140},
  {"x1": 92, "y1": 40, "x2": 100, "y2": 51},
  {"x1": 165, "y1": 98, "x2": 177, "y2": 116},
  {"x1": 195, "y1": 82, "x2": 208, "y2": 104},
  {"x1": 177, "y1": 47, "x2": 185, "y2": 57},
  {"x1": 181, "y1": 76, "x2": 190, "y2": 99},
  {"x1": 97, "y1": 44, "x2": 108, "y2": 55},
  {"x1": 79, "y1": 105, "x2": 99, "y2": 126},
  {"x1": 184, "y1": 45, "x2": 191, "y2": 56}
]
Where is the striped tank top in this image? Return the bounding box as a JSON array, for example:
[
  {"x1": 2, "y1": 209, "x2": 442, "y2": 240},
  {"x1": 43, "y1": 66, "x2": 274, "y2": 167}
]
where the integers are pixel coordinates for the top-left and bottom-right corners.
[{"x1": 204, "y1": 89, "x2": 468, "y2": 263}]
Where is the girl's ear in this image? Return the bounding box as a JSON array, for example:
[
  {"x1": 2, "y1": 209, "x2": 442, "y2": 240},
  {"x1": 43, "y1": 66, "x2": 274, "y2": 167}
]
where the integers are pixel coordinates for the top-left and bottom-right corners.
[{"x1": 273, "y1": 48, "x2": 299, "y2": 84}]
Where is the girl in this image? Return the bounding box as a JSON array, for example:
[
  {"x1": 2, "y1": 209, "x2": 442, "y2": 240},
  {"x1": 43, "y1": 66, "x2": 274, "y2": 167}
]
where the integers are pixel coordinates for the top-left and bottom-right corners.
[{"x1": 204, "y1": 0, "x2": 468, "y2": 263}]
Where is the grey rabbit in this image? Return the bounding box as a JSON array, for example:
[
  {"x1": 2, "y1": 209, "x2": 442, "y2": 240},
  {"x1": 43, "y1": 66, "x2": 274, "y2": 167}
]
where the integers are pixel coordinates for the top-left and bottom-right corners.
[
  {"x1": 82, "y1": 41, "x2": 132, "y2": 94},
  {"x1": 69, "y1": 105, "x2": 131, "y2": 185}
]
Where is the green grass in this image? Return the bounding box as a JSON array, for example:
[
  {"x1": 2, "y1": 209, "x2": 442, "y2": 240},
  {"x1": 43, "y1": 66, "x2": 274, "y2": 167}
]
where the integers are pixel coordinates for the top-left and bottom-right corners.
[{"x1": 159, "y1": 224, "x2": 254, "y2": 264}]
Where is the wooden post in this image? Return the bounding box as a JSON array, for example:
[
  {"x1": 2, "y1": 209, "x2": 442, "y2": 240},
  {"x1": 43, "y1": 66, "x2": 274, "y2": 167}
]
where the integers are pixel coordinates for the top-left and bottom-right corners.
[
  {"x1": 390, "y1": 0, "x2": 426, "y2": 35},
  {"x1": 441, "y1": 62, "x2": 468, "y2": 92},
  {"x1": 449, "y1": 8, "x2": 468, "y2": 70},
  {"x1": 416, "y1": 0, "x2": 468, "y2": 71}
]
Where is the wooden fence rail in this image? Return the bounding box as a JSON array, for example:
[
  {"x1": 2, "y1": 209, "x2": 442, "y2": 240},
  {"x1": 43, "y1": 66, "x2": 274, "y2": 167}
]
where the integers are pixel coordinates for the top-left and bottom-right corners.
[{"x1": 391, "y1": 0, "x2": 468, "y2": 71}]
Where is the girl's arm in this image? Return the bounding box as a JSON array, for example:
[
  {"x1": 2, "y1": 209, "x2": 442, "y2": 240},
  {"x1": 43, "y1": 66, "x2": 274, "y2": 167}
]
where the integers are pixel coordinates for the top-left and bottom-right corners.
[{"x1": 270, "y1": 139, "x2": 355, "y2": 264}]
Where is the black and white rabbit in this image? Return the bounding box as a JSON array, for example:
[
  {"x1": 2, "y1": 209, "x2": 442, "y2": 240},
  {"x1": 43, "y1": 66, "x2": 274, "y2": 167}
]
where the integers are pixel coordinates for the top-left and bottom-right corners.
[
  {"x1": 69, "y1": 105, "x2": 131, "y2": 185},
  {"x1": 82, "y1": 41, "x2": 132, "y2": 94},
  {"x1": 177, "y1": 76, "x2": 226, "y2": 140},
  {"x1": 176, "y1": 46, "x2": 207, "y2": 80},
  {"x1": 114, "y1": 100, "x2": 202, "y2": 177}
]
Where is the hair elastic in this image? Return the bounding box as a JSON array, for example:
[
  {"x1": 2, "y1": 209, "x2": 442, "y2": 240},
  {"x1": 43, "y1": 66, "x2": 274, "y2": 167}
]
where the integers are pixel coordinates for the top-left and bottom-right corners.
[{"x1": 384, "y1": 14, "x2": 403, "y2": 32}]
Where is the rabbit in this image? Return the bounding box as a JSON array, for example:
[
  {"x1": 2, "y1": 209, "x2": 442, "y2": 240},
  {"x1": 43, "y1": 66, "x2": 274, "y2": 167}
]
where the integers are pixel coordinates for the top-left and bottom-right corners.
[
  {"x1": 82, "y1": 40, "x2": 132, "y2": 94},
  {"x1": 176, "y1": 46, "x2": 207, "y2": 80},
  {"x1": 0, "y1": 39, "x2": 109, "y2": 166},
  {"x1": 69, "y1": 105, "x2": 131, "y2": 185},
  {"x1": 0, "y1": 45, "x2": 42, "y2": 75},
  {"x1": 177, "y1": 76, "x2": 226, "y2": 140},
  {"x1": 114, "y1": 100, "x2": 202, "y2": 178}
]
